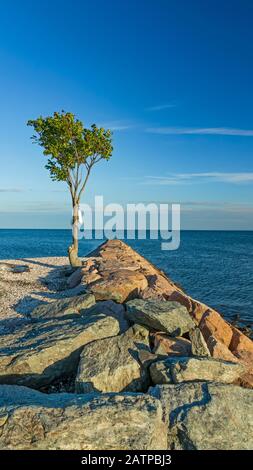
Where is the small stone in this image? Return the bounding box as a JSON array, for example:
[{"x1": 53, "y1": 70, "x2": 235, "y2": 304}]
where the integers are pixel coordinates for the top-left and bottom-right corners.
[{"x1": 153, "y1": 333, "x2": 192, "y2": 356}]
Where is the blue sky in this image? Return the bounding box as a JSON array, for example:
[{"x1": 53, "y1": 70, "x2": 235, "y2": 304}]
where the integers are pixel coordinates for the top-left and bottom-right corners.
[{"x1": 0, "y1": 0, "x2": 253, "y2": 229}]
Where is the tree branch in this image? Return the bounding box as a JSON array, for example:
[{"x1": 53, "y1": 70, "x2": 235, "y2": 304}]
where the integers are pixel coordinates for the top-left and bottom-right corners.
[{"x1": 77, "y1": 166, "x2": 91, "y2": 202}]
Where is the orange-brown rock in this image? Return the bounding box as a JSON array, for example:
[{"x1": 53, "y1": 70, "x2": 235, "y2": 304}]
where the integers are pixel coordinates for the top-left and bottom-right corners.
[
  {"x1": 206, "y1": 335, "x2": 239, "y2": 363},
  {"x1": 88, "y1": 269, "x2": 148, "y2": 303},
  {"x1": 167, "y1": 290, "x2": 192, "y2": 312},
  {"x1": 230, "y1": 326, "x2": 253, "y2": 356},
  {"x1": 191, "y1": 300, "x2": 209, "y2": 323},
  {"x1": 199, "y1": 309, "x2": 233, "y2": 347},
  {"x1": 153, "y1": 333, "x2": 192, "y2": 356}
]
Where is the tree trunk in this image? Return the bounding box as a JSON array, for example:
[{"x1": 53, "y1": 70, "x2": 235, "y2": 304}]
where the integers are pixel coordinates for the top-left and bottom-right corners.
[{"x1": 68, "y1": 201, "x2": 83, "y2": 267}]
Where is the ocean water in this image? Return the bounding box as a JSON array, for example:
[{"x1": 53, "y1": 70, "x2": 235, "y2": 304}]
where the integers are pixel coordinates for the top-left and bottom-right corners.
[{"x1": 0, "y1": 229, "x2": 252, "y2": 324}]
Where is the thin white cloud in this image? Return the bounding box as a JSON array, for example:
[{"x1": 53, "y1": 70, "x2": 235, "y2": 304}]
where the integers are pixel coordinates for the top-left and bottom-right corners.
[
  {"x1": 146, "y1": 127, "x2": 253, "y2": 136},
  {"x1": 98, "y1": 121, "x2": 133, "y2": 131},
  {"x1": 146, "y1": 103, "x2": 176, "y2": 111},
  {"x1": 143, "y1": 172, "x2": 253, "y2": 185},
  {"x1": 110, "y1": 125, "x2": 132, "y2": 131},
  {"x1": 0, "y1": 188, "x2": 24, "y2": 193}
]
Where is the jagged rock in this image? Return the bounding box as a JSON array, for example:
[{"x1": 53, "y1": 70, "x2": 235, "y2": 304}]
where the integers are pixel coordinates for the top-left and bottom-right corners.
[
  {"x1": 166, "y1": 290, "x2": 192, "y2": 311},
  {"x1": 138, "y1": 349, "x2": 159, "y2": 366},
  {"x1": 30, "y1": 293, "x2": 96, "y2": 320},
  {"x1": 152, "y1": 333, "x2": 192, "y2": 356},
  {"x1": 199, "y1": 309, "x2": 233, "y2": 347},
  {"x1": 230, "y1": 325, "x2": 253, "y2": 356},
  {"x1": 126, "y1": 299, "x2": 195, "y2": 336},
  {"x1": 150, "y1": 382, "x2": 253, "y2": 450},
  {"x1": 189, "y1": 328, "x2": 210, "y2": 357},
  {"x1": 150, "y1": 356, "x2": 245, "y2": 385},
  {"x1": 0, "y1": 385, "x2": 167, "y2": 450},
  {"x1": 0, "y1": 312, "x2": 120, "y2": 388},
  {"x1": 206, "y1": 335, "x2": 238, "y2": 362},
  {"x1": 75, "y1": 325, "x2": 150, "y2": 393},
  {"x1": 191, "y1": 300, "x2": 208, "y2": 323},
  {"x1": 83, "y1": 300, "x2": 129, "y2": 333},
  {"x1": 88, "y1": 269, "x2": 148, "y2": 303}
]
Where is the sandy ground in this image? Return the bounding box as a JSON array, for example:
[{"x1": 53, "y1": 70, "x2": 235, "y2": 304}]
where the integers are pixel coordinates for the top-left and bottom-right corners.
[{"x1": 0, "y1": 257, "x2": 85, "y2": 333}]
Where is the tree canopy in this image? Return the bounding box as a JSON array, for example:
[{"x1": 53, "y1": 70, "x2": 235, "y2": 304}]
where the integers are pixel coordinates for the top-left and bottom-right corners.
[{"x1": 27, "y1": 111, "x2": 113, "y2": 203}]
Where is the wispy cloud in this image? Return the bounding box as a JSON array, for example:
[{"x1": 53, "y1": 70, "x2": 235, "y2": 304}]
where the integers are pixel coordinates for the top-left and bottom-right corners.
[
  {"x1": 146, "y1": 127, "x2": 253, "y2": 136},
  {"x1": 110, "y1": 125, "x2": 132, "y2": 131},
  {"x1": 146, "y1": 103, "x2": 176, "y2": 112},
  {"x1": 143, "y1": 172, "x2": 253, "y2": 185},
  {"x1": 0, "y1": 188, "x2": 24, "y2": 193},
  {"x1": 98, "y1": 120, "x2": 133, "y2": 131},
  {"x1": 0, "y1": 201, "x2": 70, "y2": 213}
]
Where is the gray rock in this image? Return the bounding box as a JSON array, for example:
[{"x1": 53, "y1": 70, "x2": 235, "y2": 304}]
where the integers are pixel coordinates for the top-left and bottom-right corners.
[
  {"x1": 0, "y1": 263, "x2": 29, "y2": 273},
  {"x1": 150, "y1": 356, "x2": 245, "y2": 385},
  {"x1": 75, "y1": 325, "x2": 150, "y2": 393},
  {"x1": 83, "y1": 300, "x2": 129, "y2": 333},
  {"x1": 189, "y1": 328, "x2": 211, "y2": 357},
  {"x1": 0, "y1": 311, "x2": 120, "y2": 388},
  {"x1": 126, "y1": 299, "x2": 195, "y2": 336},
  {"x1": 0, "y1": 385, "x2": 167, "y2": 450},
  {"x1": 31, "y1": 293, "x2": 96, "y2": 320},
  {"x1": 12, "y1": 265, "x2": 30, "y2": 273},
  {"x1": 150, "y1": 382, "x2": 253, "y2": 450}
]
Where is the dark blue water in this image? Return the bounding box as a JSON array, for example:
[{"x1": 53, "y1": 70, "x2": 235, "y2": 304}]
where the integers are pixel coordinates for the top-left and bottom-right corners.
[{"x1": 0, "y1": 229, "x2": 252, "y2": 323}]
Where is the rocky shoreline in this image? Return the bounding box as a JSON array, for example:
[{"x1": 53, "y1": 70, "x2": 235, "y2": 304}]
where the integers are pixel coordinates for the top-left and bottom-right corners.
[{"x1": 0, "y1": 240, "x2": 252, "y2": 449}]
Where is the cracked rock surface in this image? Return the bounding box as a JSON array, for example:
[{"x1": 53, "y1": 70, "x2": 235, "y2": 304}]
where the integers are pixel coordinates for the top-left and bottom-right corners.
[
  {"x1": 0, "y1": 385, "x2": 167, "y2": 450},
  {"x1": 150, "y1": 382, "x2": 253, "y2": 450}
]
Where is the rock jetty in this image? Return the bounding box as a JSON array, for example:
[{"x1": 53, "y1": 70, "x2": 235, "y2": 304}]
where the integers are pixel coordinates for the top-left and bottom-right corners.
[{"x1": 0, "y1": 239, "x2": 252, "y2": 450}]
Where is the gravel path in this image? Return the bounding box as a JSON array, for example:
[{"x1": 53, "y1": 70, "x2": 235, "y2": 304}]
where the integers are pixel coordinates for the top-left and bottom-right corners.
[{"x1": 0, "y1": 257, "x2": 83, "y2": 333}]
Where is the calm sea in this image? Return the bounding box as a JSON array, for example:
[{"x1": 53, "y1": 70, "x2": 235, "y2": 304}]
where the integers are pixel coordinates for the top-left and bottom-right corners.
[{"x1": 0, "y1": 229, "x2": 252, "y2": 324}]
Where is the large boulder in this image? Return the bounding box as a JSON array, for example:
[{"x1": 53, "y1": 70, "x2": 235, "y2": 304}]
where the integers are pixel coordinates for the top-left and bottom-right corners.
[
  {"x1": 30, "y1": 293, "x2": 96, "y2": 320},
  {"x1": 0, "y1": 385, "x2": 167, "y2": 450},
  {"x1": 150, "y1": 382, "x2": 253, "y2": 450},
  {"x1": 0, "y1": 312, "x2": 120, "y2": 388},
  {"x1": 126, "y1": 299, "x2": 195, "y2": 336},
  {"x1": 199, "y1": 309, "x2": 233, "y2": 347},
  {"x1": 150, "y1": 356, "x2": 245, "y2": 385},
  {"x1": 75, "y1": 325, "x2": 150, "y2": 393},
  {"x1": 88, "y1": 269, "x2": 148, "y2": 303},
  {"x1": 83, "y1": 300, "x2": 129, "y2": 333},
  {"x1": 206, "y1": 335, "x2": 239, "y2": 362}
]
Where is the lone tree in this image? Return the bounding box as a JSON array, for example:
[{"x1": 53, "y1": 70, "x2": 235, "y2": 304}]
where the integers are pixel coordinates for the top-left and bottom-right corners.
[{"x1": 28, "y1": 111, "x2": 113, "y2": 267}]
